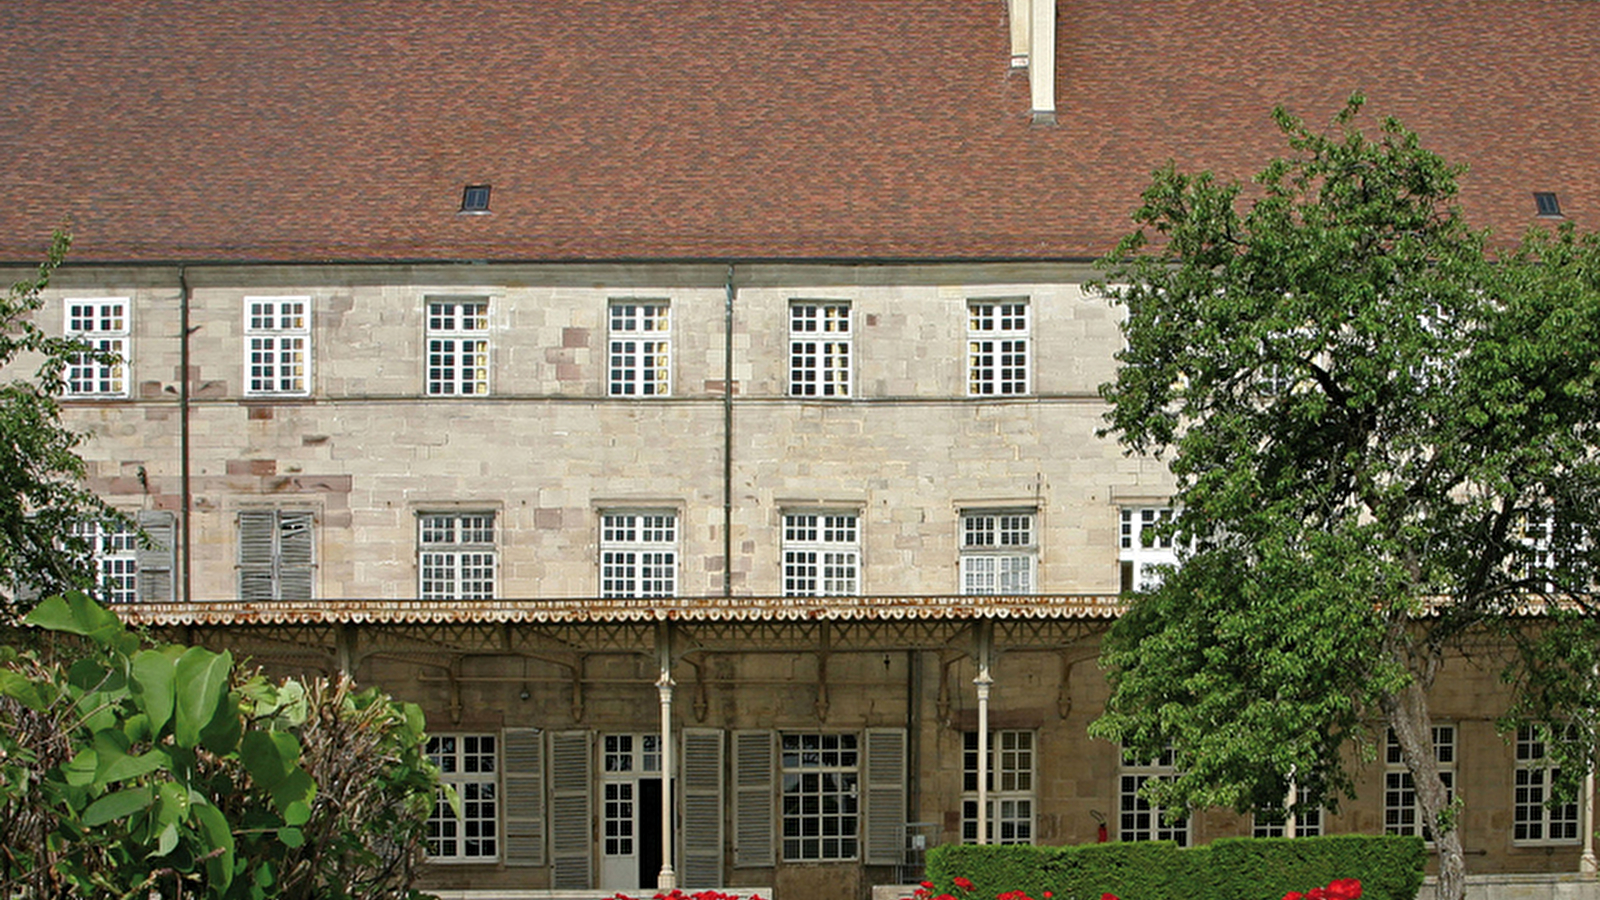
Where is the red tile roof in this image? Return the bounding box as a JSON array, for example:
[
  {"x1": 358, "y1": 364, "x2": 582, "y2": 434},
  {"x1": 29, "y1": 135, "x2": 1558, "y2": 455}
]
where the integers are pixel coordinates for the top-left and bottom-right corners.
[{"x1": 1, "y1": 0, "x2": 1595, "y2": 263}]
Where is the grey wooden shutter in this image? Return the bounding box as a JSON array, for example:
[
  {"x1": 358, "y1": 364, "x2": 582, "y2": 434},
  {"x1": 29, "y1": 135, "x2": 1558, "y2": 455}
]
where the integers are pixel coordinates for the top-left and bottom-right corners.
[
  {"x1": 276, "y1": 511, "x2": 314, "y2": 600},
  {"x1": 549, "y1": 730, "x2": 592, "y2": 889},
  {"x1": 732, "y1": 730, "x2": 774, "y2": 868},
  {"x1": 680, "y1": 728, "x2": 724, "y2": 888},
  {"x1": 502, "y1": 727, "x2": 545, "y2": 867},
  {"x1": 238, "y1": 510, "x2": 278, "y2": 601},
  {"x1": 863, "y1": 727, "x2": 907, "y2": 865},
  {"x1": 135, "y1": 510, "x2": 175, "y2": 603}
]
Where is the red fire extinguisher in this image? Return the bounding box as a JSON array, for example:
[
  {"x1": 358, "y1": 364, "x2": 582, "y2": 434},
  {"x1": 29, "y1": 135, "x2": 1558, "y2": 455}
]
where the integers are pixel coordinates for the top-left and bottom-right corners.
[{"x1": 1092, "y1": 809, "x2": 1108, "y2": 843}]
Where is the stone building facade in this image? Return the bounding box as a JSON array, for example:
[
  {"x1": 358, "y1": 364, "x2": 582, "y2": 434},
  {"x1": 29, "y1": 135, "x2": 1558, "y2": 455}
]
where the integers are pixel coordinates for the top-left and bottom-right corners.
[{"x1": 19, "y1": 259, "x2": 1597, "y2": 899}]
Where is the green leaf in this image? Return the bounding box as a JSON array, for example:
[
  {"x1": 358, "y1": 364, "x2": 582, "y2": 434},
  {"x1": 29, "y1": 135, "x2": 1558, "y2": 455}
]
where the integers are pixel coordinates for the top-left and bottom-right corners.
[
  {"x1": 0, "y1": 669, "x2": 52, "y2": 710},
  {"x1": 278, "y1": 826, "x2": 304, "y2": 848},
  {"x1": 172, "y1": 647, "x2": 232, "y2": 748},
  {"x1": 83, "y1": 785, "x2": 153, "y2": 826},
  {"x1": 23, "y1": 591, "x2": 125, "y2": 646},
  {"x1": 131, "y1": 649, "x2": 176, "y2": 734},
  {"x1": 155, "y1": 821, "x2": 179, "y2": 856},
  {"x1": 194, "y1": 802, "x2": 235, "y2": 889}
]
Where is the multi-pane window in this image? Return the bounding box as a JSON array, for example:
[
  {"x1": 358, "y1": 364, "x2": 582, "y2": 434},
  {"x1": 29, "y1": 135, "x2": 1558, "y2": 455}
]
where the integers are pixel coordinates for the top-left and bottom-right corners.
[
  {"x1": 601, "y1": 512, "x2": 678, "y2": 598},
  {"x1": 245, "y1": 296, "x2": 310, "y2": 395},
  {"x1": 783, "y1": 512, "x2": 860, "y2": 597},
  {"x1": 1119, "y1": 747, "x2": 1188, "y2": 845},
  {"x1": 968, "y1": 300, "x2": 1029, "y2": 396},
  {"x1": 1513, "y1": 725, "x2": 1581, "y2": 843},
  {"x1": 780, "y1": 733, "x2": 860, "y2": 861},
  {"x1": 962, "y1": 730, "x2": 1036, "y2": 844},
  {"x1": 608, "y1": 301, "x2": 671, "y2": 396},
  {"x1": 1384, "y1": 725, "x2": 1455, "y2": 840},
  {"x1": 960, "y1": 510, "x2": 1036, "y2": 595},
  {"x1": 71, "y1": 520, "x2": 138, "y2": 604},
  {"x1": 418, "y1": 512, "x2": 496, "y2": 600},
  {"x1": 1252, "y1": 786, "x2": 1323, "y2": 838},
  {"x1": 427, "y1": 734, "x2": 498, "y2": 862},
  {"x1": 426, "y1": 299, "x2": 490, "y2": 396},
  {"x1": 1120, "y1": 507, "x2": 1177, "y2": 592},
  {"x1": 601, "y1": 735, "x2": 662, "y2": 858},
  {"x1": 790, "y1": 302, "x2": 852, "y2": 397},
  {"x1": 64, "y1": 298, "x2": 129, "y2": 397},
  {"x1": 237, "y1": 509, "x2": 315, "y2": 601}
]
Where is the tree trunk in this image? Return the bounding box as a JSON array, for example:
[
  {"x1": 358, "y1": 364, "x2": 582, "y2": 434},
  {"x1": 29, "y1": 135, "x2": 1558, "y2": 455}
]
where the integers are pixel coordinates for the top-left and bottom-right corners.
[{"x1": 1383, "y1": 681, "x2": 1467, "y2": 900}]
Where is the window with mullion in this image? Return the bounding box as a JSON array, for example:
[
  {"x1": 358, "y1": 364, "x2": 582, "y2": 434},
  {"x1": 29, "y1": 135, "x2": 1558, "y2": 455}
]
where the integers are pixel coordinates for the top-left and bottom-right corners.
[
  {"x1": 780, "y1": 733, "x2": 860, "y2": 861},
  {"x1": 609, "y1": 301, "x2": 671, "y2": 396},
  {"x1": 245, "y1": 297, "x2": 310, "y2": 395},
  {"x1": 1252, "y1": 785, "x2": 1322, "y2": 838},
  {"x1": 426, "y1": 300, "x2": 490, "y2": 396},
  {"x1": 790, "y1": 302, "x2": 852, "y2": 397},
  {"x1": 601, "y1": 511, "x2": 678, "y2": 598},
  {"x1": 71, "y1": 520, "x2": 138, "y2": 604},
  {"x1": 961, "y1": 510, "x2": 1036, "y2": 595},
  {"x1": 1119, "y1": 507, "x2": 1177, "y2": 592},
  {"x1": 418, "y1": 512, "x2": 496, "y2": 600},
  {"x1": 427, "y1": 734, "x2": 499, "y2": 862},
  {"x1": 64, "y1": 298, "x2": 129, "y2": 398},
  {"x1": 962, "y1": 730, "x2": 1036, "y2": 844},
  {"x1": 1384, "y1": 725, "x2": 1456, "y2": 842},
  {"x1": 1119, "y1": 747, "x2": 1187, "y2": 845},
  {"x1": 968, "y1": 300, "x2": 1029, "y2": 396},
  {"x1": 783, "y1": 512, "x2": 859, "y2": 597},
  {"x1": 1513, "y1": 725, "x2": 1581, "y2": 843}
]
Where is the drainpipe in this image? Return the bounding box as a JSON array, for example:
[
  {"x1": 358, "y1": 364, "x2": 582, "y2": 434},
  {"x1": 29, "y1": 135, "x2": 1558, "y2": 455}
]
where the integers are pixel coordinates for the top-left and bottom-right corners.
[
  {"x1": 178, "y1": 266, "x2": 193, "y2": 603},
  {"x1": 723, "y1": 265, "x2": 735, "y2": 597}
]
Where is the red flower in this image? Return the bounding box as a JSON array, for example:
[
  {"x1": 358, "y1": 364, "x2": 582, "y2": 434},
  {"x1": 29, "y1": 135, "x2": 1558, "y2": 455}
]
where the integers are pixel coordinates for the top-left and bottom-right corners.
[
  {"x1": 1102, "y1": 893, "x2": 1120, "y2": 900},
  {"x1": 1043, "y1": 893, "x2": 1053, "y2": 899},
  {"x1": 953, "y1": 878, "x2": 975, "y2": 892},
  {"x1": 1284, "y1": 892, "x2": 1304, "y2": 900},
  {"x1": 1328, "y1": 880, "x2": 1363, "y2": 900},
  {"x1": 922, "y1": 884, "x2": 936, "y2": 891}
]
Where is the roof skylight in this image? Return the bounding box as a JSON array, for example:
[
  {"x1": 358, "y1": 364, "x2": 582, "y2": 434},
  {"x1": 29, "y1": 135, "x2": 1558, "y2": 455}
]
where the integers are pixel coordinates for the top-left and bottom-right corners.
[{"x1": 460, "y1": 185, "x2": 492, "y2": 214}]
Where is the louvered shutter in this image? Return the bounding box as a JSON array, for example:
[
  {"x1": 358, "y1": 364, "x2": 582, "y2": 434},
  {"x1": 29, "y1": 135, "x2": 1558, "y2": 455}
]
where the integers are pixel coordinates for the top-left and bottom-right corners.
[
  {"x1": 732, "y1": 730, "x2": 774, "y2": 868},
  {"x1": 238, "y1": 510, "x2": 278, "y2": 600},
  {"x1": 276, "y1": 511, "x2": 315, "y2": 600},
  {"x1": 502, "y1": 727, "x2": 546, "y2": 866},
  {"x1": 680, "y1": 729, "x2": 724, "y2": 888},
  {"x1": 863, "y1": 728, "x2": 907, "y2": 865},
  {"x1": 135, "y1": 510, "x2": 175, "y2": 603},
  {"x1": 549, "y1": 730, "x2": 592, "y2": 889}
]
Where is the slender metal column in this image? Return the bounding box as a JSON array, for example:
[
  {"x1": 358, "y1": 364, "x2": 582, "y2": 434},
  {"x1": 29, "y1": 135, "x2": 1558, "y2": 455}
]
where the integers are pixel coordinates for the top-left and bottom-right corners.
[
  {"x1": 1580, "y1": 764, "x2": 1596, "y2": 875},
  {"x1": 657, "y1": 626, "x2": 677, "y2": 890},
  {"x1": 974, "y1": 621, "x2": 994, "y2": 845}
]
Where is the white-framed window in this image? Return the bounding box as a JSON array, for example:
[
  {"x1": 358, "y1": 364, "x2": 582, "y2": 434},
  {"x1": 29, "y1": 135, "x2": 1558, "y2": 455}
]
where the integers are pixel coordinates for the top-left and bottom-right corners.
[
  {"x1": 780, "y1": 732, "x2": 860, "y2": 861},
  {"x1": 418, "y1": 512, "x2": 496, "y2": 600},
  {"x1": 962, "y1": 730, "x2": 1036, "y2": 844},
  {"x1": 967, "y1": 299, "x2": 1029, "y2": 396},
  {"x1": 1384, "y1": 725, "x2": 1456, "y2": 840},
  {"x1": 960, "y1": 509, "x2": 1036, "y2": 595},
  {"x1": 1119, "y1": 747, "x2": 1188, "y2": 845},
  {"x1": 71, "y1": 519, "x2": 138, "y2": 604},
  {"x1": 64, "y1": 297, "x2": 129, "y2": 398},
  {"x1": 783, "y1": 512, "x2": 860, "y2": 597},
  {"x1": 601, "y1": 734, "x2": 662, "y2": 860},
  {"x1": 426, "y1": 299, "x2": 490, "y2": 396},
  {"x1": 237, "y1": 509, "x2": 315, "y2": 601},
  {"x1": 245, "y1": 296, "x2": 310, "y2": 395},
  {"x1": 427, "y1": 733, "x2": 499, "y2": 862},
  {"x1": 608, "y1": 300, "x2": 671, "y2": 396},
  {"x1": 790, "y1": 301, "x2": 852, "y2": 397},
  {"x1": 600, "y1": 511, "x2": 678, "y2": 598},
  {"x1": 1120, "y1": 506, "x2": 1177, "y2": 592},
  {"x1": 1513, "y1": 725, "x2": 1581, "y2": 844},
  {"x1": 1252, "y1": 785, "x2": 1323, "y2": 838}
]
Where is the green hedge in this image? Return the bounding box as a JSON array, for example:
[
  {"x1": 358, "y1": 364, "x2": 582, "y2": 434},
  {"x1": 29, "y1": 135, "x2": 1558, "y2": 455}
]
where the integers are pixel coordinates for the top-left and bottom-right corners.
[{"x1": 926, "y1": 835, "x2": 1424, "y2": 900}]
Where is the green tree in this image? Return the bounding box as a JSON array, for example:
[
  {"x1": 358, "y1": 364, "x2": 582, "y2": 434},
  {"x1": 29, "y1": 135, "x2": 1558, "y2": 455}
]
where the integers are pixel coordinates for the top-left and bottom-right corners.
[
  {"x1": 1089, "y1": 96, "x2": 1600, "y2": 900},
  {"x1": 0, "y1": 592, "x2": 441, "y2": 899},
  {"x1": 0, "y1": 231, "x2": 122, "y2": 620}
]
